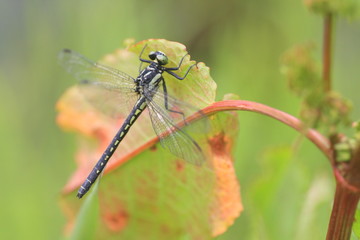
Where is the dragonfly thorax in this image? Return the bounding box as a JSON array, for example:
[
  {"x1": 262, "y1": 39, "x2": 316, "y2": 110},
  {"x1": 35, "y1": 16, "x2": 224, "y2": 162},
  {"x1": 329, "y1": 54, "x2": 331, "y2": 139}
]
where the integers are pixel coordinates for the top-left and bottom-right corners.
[{"x1": 138, "y1": 64, "x2": 163, "y2": 88}]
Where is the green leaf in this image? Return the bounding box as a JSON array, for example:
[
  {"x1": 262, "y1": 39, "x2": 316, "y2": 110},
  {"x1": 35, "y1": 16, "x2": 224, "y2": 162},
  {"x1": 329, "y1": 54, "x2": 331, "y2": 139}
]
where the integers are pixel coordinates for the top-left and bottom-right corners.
[{"x1": 57, "y1": 39, "x2": 242, "y2": 239}]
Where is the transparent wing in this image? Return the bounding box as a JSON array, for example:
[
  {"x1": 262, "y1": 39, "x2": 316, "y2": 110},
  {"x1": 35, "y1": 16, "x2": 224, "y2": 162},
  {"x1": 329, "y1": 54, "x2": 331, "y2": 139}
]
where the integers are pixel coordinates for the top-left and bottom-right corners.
[
  {"x1": 75, "y1": 84, "x2": 140, "y2": 118},
  {"x1": 59, "y1": 49, "x2": 139, "y2": 118},
  {"x1": 145, "y1": 83, "x2": 207, "y2": 165}
]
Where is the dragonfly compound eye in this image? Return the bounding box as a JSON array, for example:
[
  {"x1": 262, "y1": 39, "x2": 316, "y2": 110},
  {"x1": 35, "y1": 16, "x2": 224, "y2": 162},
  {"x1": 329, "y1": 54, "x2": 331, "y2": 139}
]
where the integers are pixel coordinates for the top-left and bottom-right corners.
[
  {"x1": 156, "y1": 54, "x2": 168, "y2": 65},
  {"x1": 149, "y1": 51, "x2": 156, "y2": 60}
]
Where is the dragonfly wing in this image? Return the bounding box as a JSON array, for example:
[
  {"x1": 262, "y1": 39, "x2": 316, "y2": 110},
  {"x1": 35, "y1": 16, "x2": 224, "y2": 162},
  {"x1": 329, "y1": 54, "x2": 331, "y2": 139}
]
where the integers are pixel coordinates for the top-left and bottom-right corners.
[
  {"x1": 76, "y1": 84, "x2": 139, "y2": 118},
  {"x1": 59, "y1": 49, "x2": 139, "y2": 118},
  {"x1": 145, "y1": 84, "x2": 206, "y2": 165}
]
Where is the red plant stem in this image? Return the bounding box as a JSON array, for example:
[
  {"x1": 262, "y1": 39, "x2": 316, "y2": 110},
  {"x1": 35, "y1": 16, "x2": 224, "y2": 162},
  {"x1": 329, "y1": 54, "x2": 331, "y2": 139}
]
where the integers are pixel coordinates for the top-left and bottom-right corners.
[
  {"x1": 326, "y1": 146, "x2": 360, "y2": 240},
  {"x1": 323, "y1": 13, "x2": 333, "y2": 92},
  {"x1": 326, "y1": 180, "x2": 360, "y2": 240},
  {"x1": 203, "y1": 100, "x2": 333, "y2": 160},
  {"x1": 322, "y1": 12, "x2": 360, "y2": 239}
]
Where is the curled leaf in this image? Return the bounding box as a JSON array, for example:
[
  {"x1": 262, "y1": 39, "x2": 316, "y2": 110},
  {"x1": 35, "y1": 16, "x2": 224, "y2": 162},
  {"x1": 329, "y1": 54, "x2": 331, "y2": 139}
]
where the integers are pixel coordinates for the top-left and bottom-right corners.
[{"x1": 57, "y1": 39, "x2": 242, "y2": 239}]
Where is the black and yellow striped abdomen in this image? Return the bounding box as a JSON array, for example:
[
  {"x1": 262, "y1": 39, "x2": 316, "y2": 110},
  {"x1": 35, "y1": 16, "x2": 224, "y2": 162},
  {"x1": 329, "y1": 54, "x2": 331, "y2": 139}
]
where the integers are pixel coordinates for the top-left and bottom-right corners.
[{"x1": 77, "y1": 96, "x2": 148, "y2": 198}]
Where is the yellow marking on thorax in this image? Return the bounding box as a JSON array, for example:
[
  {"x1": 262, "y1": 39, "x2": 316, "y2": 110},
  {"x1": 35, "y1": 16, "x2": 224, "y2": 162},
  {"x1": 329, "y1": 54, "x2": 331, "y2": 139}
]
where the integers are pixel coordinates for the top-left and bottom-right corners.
[{"x1": 149, "y1": 73, "x2": 161, "y2": 86}]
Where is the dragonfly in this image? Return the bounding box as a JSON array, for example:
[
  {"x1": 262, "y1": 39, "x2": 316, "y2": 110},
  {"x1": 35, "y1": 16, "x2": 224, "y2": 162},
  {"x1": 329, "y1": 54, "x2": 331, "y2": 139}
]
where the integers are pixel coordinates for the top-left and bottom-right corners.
[{"x1": 59, "y1": 46, "x2": 206, "y2": 198}]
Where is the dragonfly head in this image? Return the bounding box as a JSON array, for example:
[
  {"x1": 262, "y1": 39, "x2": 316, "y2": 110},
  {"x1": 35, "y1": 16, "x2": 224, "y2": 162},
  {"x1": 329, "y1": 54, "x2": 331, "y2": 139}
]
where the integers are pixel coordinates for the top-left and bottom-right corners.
[{"x1": 149, "y1": 51, "x2": 168, "y2": 66}]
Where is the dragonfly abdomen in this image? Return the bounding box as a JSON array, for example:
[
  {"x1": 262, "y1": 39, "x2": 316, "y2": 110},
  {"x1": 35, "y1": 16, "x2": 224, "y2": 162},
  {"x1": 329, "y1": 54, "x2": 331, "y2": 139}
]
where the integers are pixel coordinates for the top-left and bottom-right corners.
[{"x1": 77, "y1": 97, "x2": 148, "y2": 198}]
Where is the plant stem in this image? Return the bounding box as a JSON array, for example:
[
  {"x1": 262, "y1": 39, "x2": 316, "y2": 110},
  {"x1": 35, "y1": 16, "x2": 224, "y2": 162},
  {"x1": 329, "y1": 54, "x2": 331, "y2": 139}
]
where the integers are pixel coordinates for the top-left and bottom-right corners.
[
  {"x1": 322, "y1": 12, "x2": 360, "y2": 239},
  {"x1": 323, "y1": 13, "x2": 333, "y2": 92},
  {"x1": 326, "y1": 176, "x2": 360, "y2": 240},
  {"x1": 326, "y1": 145, "x2": 360, "y2": 239},
  {"x1": 203, "y1": 100, "x2": 332, "y2": 160}
]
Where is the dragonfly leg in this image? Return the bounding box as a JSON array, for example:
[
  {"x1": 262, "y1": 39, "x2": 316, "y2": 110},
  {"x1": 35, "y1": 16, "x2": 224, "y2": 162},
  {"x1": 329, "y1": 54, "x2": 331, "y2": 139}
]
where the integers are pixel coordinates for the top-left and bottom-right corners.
[
  {"x1": 165, "y1": 63, "x2": 196, "y2": 80},
  {"x1": 161, "y1": 79, "x2": 187, "y2": 125},
  {"x1": 165, "y1": 53, "x2": 188, "y2": 71}
]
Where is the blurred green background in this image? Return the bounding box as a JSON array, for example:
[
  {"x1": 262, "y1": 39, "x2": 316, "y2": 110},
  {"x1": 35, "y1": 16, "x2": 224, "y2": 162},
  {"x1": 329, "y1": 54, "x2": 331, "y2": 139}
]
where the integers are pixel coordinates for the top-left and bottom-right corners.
[{"x1": 1, "y1": 0, "x2": 360, "y2": 239}]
